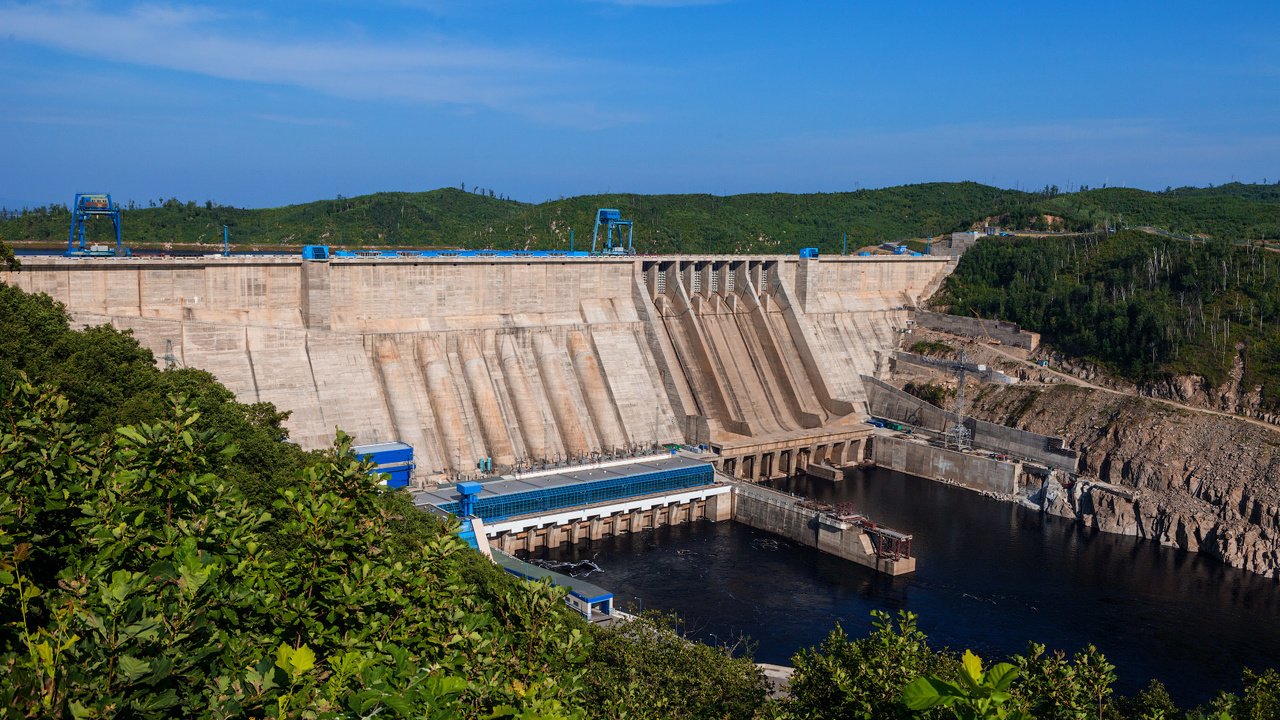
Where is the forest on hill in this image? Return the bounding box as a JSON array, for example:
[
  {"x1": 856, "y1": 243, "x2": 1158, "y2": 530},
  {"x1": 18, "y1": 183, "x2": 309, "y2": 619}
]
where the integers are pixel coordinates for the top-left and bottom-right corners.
[
  {"x1": 3, "y1": 181, "x2": 1279, "y2": 253},
  {"x1": 935, "y1": 230, "x2": 1280, "y2": 409}
]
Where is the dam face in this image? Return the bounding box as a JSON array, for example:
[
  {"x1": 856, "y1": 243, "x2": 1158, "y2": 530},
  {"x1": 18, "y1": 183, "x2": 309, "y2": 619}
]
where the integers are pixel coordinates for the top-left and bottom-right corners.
[{"x1": 4, "y1": 254, "x2": 951, "y2": 483}]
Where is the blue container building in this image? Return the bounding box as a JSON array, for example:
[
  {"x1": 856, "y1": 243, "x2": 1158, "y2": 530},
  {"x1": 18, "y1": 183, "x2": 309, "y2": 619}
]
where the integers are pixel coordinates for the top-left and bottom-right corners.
[{"x1": 353, "y1": 441, "x2": 415, "y2": 488}]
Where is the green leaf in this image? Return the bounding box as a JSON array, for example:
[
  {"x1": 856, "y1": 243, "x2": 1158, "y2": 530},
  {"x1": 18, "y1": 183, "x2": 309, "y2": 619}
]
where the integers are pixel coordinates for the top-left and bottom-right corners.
[
  {"x1": 290, "y1": 643, "x2": 316, "y2": 678},
  {"x1": 986, "y1": 662, "x2": 1020, "y2": 692},
  {"x1": 274, "y1": 642, "x2": 294, "y2": 673},
  {"x1": 274, "y1": 642, "x2": 315, "y2": 679},
  {"x1": 381, "y1": 694, "x2": 413, "y2": 717},
  {"x1": 135, "y1": 687, "x2": 179, "y2": 711},
  {"x1": 117, "y1": 426, "x2": 146, "y2": 444},
  {"x1": 120, "y1": 617, "x2": 161, "y2": 642},
  {"x1": 118, "y1": 655, "x2": 151, "y2": 683},
  {"x1": 962, "y1": 649, "x2": 984, "y2": 681},
  {"x1": 108, "y1": 570, "x2": 135, "y2": 602},
  {"x1": 426, "y1": 675, "x2": 468, "y2": 696},
  {"x1": 176, "y1": 540, "x2": 211, "y2": 597},
  {"x1": 34, "y1": 640, "x2": 53, "y2": 669},
  {"x1": 902, "y1": 677, "x2": 942, "y2": 710},
  {"x1": 146, "y1": 655, "x2": 174, "y2": 684}
]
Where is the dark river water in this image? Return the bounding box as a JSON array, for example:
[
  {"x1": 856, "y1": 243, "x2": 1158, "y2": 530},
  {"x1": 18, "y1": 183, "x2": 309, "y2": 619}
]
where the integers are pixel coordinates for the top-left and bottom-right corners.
[{"x1": 531, "y1": 467, "x2": 1280, "y2": 707}]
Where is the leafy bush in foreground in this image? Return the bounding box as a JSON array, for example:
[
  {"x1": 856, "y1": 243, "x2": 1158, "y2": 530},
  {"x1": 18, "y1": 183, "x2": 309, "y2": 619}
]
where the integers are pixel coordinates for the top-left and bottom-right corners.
[{"x1": 0, "y1": 383, "x2": 591, "y2": 718}]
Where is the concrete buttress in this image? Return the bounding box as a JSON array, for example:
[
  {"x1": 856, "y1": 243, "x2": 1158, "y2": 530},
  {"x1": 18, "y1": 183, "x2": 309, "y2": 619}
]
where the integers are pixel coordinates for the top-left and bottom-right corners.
[
  {"x1": 6, "y1": 255, "x2": 953, "y2": 482},
  {"x1": 534, "y1": 333, "x2": 594, "y2": 458},
  {"x1": 460, "y1": 335, "x2": 516, "y2": 466}
]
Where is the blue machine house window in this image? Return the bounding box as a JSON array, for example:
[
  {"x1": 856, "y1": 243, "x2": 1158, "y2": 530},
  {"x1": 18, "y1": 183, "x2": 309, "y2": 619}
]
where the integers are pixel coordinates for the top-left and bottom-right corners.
[{"x1": 438, "y1": 464, "x2": 713, "y2": 522}]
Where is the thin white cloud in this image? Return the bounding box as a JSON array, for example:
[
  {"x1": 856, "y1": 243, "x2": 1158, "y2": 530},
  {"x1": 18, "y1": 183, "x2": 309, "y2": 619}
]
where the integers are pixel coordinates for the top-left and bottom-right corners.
[
  {"x1": 250, "y1": 113, "x2": 352, "y2": 128},
  {"x1": 0, "y1": 1, "x2": 634, "y2": 127}
]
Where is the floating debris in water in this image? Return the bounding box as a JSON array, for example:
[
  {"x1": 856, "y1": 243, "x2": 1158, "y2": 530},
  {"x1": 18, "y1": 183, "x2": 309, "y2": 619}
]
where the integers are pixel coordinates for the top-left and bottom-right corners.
[
  {"x1": 530, "y1": 558, "x2": 603, "y2": 578},
  {"x1": 751, "y1": 538, "x2": 784, "y2": 551}
]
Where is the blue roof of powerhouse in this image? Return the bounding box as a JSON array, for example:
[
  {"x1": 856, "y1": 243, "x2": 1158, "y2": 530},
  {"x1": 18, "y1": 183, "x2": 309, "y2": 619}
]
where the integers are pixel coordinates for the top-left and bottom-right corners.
[
  {"x1": 412, "y1": 454, "x2": 711, "y2": 509},
  {"x1": 353, "y1": 441, "x2": 413, "y2": 453}
]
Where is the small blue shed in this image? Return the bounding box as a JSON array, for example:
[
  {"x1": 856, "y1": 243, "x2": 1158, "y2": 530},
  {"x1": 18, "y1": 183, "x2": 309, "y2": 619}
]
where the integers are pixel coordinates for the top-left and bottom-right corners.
[
  {"x1": 302, "y1": 245, "x2": 330, "y2": 261},
  {"x1": 353, "y1": 441, "x2": 415, "y2": 489}
]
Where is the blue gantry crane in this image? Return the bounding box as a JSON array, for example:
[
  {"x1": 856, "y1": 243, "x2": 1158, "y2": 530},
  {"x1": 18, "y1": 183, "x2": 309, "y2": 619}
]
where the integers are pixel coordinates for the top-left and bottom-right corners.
[
  {"x1": 591, "y1": 208, "x2": 634, "y2": 254},
  {"x1": 66, "y1": 193, "x2": 125, "y2": 257}
]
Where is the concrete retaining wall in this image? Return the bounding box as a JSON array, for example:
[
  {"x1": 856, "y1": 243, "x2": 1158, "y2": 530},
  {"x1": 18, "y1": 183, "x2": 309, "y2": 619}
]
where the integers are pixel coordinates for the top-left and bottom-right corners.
[
  {"x1": 864, "y1": 377, "x2": 1078, "y2": 471},
  {"x1": 871, "y1": 435, "x2": 1018, "y2": 494},
  {"x1": 913, "y1": 311, "x2": 1039, "y2": 350},
  {"x1": 731, "y1": 481, "x2": 914, "y2": 575}
]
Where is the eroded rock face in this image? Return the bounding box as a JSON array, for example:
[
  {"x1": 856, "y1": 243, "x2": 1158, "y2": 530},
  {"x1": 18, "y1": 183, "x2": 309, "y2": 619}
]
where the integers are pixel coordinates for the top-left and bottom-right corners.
[
  {"x1": 968, "y1": 384, "x2": 1280, "y2": 579},
  {"x1": 1051, "y1": 344, "x2": 1280, "y2": 426}
]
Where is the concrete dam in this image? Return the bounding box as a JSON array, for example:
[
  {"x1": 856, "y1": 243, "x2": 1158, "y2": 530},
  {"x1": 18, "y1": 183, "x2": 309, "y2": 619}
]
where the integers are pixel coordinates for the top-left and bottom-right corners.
[{"x1": 4, "y1": 253, "x2": 952, "y2": 483}]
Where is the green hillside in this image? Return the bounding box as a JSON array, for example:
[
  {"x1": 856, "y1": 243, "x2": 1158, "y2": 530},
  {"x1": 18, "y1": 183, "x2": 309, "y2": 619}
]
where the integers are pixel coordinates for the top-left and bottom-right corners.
[
  {"x1": 1165, "y1": 181, "x2": 1280, "y2": 202},
  {"x1": 489, "y1": 182, "x2": 1026, "y2": 253},
  {"x1": 934, "y1": 230, "x2": 1280, "y2": 407},
  {"x1": 0, "y1": 183, "x2": 1016, "y2": 252},
  {"x1": 1027, "y1": 187, "x2": 1280, "y2": 238},
  {"x1": 4, "y1": 181, "x2": 1279, "y2": 253},
  {"x1": 0, "y1": 189, "x2": 524, "y2": 248}
]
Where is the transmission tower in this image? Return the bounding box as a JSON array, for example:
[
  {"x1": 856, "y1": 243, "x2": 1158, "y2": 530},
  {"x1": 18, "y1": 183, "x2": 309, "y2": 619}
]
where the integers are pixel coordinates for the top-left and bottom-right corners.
[{"x1": 942, "y1": 350, "x2": 975, "y2": 451}]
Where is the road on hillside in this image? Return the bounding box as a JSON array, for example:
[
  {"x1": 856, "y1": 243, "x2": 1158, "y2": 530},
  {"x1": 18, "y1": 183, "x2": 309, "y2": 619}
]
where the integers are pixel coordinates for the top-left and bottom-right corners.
[{"x1": 981, "y1": 342, "x2": 1280, "y2": 435}]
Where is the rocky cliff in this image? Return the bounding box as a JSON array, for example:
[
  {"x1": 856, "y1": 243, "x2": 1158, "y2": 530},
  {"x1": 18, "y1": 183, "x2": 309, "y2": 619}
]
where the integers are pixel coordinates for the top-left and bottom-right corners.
[
  {"x1": 969, "y1": 383, "x2": 1280, "y2": 578},
  {"x1": 1039, "y1": 345, "x2": 1280, "y2": 427}
]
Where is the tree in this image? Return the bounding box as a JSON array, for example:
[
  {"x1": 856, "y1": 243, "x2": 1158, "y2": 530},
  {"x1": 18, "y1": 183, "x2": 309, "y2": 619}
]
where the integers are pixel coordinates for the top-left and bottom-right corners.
[
  {"x1": 0, "y1": 239, "x2": 16, "y2": 270},
  {"x1": 1008, "y1": 642, "x2": 1117, "y2": 720},
  {"x1": 1115, "y1": 679, "x2": 1179, "y2": 719},
  {"x1": 581, "y1": 612, "x2": 769, "y2": 720},
  {"x1": 786, "y1": 610, "x2": 955, "y2": 719},
  {"x1": 0, "y1": 383, "x2": 593, "y2": 718}
]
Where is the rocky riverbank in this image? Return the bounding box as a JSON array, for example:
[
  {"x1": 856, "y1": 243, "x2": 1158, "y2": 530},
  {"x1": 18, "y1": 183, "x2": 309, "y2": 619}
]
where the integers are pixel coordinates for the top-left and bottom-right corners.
[{"x1": 969, "y1": 383, "x2": 1280, "y2": 578}]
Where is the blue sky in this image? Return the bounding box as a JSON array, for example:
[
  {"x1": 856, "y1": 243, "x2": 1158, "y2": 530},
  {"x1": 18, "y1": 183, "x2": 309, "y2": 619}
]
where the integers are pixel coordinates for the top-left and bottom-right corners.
[{"x1": 1, "y1": 0, "x2": 1278, "y2": 208}]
